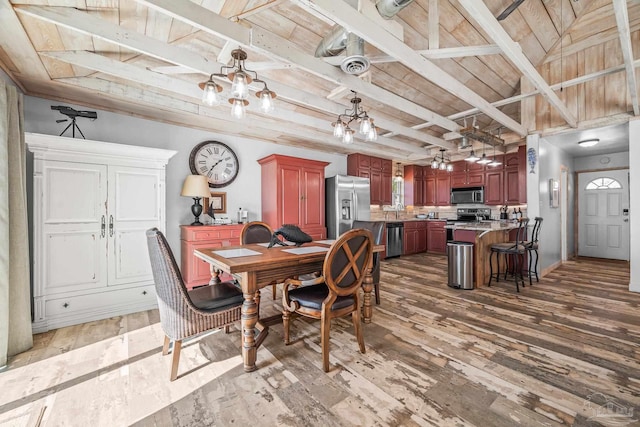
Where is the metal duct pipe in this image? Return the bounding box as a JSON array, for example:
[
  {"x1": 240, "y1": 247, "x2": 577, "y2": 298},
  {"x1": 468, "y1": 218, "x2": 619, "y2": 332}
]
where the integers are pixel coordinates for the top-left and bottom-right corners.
[
  {"x1": 314, "y1": 24, "x2": 349, "y2": 58},
  {"x1": 376, "y1": 0, "x2": 416, "y2": 19}
]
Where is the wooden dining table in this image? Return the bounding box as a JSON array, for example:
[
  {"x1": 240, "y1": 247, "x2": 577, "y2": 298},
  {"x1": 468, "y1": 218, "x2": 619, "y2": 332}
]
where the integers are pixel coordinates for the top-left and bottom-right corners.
[{"x1": 194, "y1": 240, "x2": 383, "y2": 372}]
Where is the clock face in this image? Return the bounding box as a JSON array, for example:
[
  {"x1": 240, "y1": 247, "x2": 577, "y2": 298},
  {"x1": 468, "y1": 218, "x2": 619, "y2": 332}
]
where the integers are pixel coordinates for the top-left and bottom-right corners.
[{"x1": 189, "y1": 141, "x2": 239, "y2": 188}]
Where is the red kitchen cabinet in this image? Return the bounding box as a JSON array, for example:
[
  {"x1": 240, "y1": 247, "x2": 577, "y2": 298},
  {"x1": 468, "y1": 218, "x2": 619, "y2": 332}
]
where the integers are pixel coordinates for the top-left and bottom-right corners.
[
  {"x1": 485, "y1": 146, "x2": 527, "y2": 205},
  {"x1": 403, "y1": 221, "x2": 428, "y2": 254},
  {"x1": 427, "y1": 220, "x2": 447, "y2": 253},
  {"x1": 180, "y1": 224, "x2": 243, "y2": 289},
  {"x1": 259, "y1": 154, "x2": 328, "y2": 240},
  {"x1": 425, "y1": 169, "x2": 451, "y2": 206},
  {"x1": 404, "y1": 165, "x2": 425, "y2": 206},
  {"x1": 347, "y1": 154, "x2": 392, "y2": 205},
  {"x1": 425, "y1": 175, "x2": 436, "y2": 206},
  {"x1": 504, "y1": 168, "x2": 520, "y2": 204},
  {"x1": 436, "y1": 174, "x2": 451, "y2": 206},
  {"x1": 484, "y1": 170, "x2": 504, "y2": 205},
  {"x1": 450, "y1": 160, "x2": 485, "y2": 188}
]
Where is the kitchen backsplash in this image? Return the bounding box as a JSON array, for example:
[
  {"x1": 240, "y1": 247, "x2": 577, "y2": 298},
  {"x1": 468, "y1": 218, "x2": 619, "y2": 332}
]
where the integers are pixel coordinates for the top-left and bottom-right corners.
[{"x1": 371, "y1": 204, "x2": 528, "y2": 221}]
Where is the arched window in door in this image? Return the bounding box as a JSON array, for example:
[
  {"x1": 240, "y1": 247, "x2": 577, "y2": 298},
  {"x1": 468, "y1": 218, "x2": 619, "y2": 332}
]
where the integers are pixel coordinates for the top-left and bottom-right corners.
[{"x1": 585, "y1": 177, "x2": 622, "y2": 190}]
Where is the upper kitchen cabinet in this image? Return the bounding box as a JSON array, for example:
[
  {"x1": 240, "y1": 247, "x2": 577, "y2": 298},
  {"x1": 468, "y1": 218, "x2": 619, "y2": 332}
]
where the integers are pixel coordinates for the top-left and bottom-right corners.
[
  {"x1": 425, "y1": 168, "x2": 451, "y2": 207},
  {"x1": 259, "y1": 154, "x2": 329, "y2": 240},
  {"x1": 483, "y1": 146, "x2": 527, "y2": 205},
  {"x1": 347, "y1": 153, "x2": 392, "y2": 205},
  {"x1": 450, "y1": 160, "x2": 484, "y2": 188},
  {"x1": 403, "y1": 165, "x2": 424, "y2": 206}
]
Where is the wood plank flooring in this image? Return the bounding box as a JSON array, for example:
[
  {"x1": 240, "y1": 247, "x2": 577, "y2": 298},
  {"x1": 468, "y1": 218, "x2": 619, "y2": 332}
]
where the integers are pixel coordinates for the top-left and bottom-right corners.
[{"x1": 1, "y1": 254, "x2": 638, "y2": 426}]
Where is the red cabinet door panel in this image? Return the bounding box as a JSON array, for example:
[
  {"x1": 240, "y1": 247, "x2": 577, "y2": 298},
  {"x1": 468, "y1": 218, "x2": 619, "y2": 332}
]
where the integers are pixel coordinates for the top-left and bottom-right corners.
[
  {"x1": 303, "y1": 167, "x2": 324, "y2": 228},
  {"x1": 484, "y1": 171, "x2": 503, "y2": 205},
  {"x1": 436, "y1": 175, "x2": 450, "y2": 206},
  {"x1": 504, "y1": 168, "x2": 520, "y2": 204},
  {"x1": 281, "y1": 165, "x2": 302, "y2": 226}
]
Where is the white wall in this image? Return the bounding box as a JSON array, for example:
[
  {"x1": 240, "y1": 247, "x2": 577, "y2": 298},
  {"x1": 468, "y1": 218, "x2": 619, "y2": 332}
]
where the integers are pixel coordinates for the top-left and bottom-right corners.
[
  {"x1": 629, "y1": 120, "x2": 640, "y2": 292},
  {"x1": 23, "y1": 96, "x2": 347, "y2": 259},
  {"x1": 574, "y1": 151, "x2": 629, "y2": 171},
  {"x1": 535, "y1": 136, "x2": 575, "y2": 273}
]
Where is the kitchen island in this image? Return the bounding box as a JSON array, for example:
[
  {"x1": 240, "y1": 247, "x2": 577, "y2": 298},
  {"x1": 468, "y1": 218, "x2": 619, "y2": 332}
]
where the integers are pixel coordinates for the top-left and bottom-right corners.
[{"x1": 445, "y1": 221, "x2": 521, "y2": 288}]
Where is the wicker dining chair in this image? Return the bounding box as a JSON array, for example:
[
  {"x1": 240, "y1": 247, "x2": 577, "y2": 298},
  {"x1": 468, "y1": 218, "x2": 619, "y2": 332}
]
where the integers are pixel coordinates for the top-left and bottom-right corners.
[
  {"x1": 282, "y1": 228, "x2": 373, "y2": 372},
  {"x1": 146, "y1": 228, "x2": 243, "y2": 381}
]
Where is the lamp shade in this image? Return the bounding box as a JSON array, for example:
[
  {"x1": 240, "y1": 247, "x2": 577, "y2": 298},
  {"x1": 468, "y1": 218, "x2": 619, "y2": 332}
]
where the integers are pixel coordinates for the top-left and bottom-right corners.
[{"x1": 181, "y1": 175, "x2": 210, "y2": 198}]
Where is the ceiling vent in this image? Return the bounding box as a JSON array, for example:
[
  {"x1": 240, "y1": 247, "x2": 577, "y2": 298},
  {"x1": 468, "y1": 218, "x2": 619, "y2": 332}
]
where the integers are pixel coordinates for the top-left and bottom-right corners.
[
  {"x1": 315, "y1": 0, "x2": 415, "y2": 74},
  {"x1": 341, "y1": 33, "x2": 370, "y2": 74}
]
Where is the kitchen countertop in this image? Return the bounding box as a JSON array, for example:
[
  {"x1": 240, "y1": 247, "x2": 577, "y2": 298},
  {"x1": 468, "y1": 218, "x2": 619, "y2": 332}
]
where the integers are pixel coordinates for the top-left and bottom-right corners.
[
  {"x1": 444, "y1": 221, "x2": 520, "y2": 232},
  {"x1": 384, "y1": 218, "x2": 449, "y2": 223}
]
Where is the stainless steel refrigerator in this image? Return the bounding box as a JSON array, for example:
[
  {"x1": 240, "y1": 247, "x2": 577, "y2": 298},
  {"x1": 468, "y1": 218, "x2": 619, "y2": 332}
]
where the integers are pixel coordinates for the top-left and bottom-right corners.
[{"x1": 325, "y1": 175, "x2": 371, "y2": 239}]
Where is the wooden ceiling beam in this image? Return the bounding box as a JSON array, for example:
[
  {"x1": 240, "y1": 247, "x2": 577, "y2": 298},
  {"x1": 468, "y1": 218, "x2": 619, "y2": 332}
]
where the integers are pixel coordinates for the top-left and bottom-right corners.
[
  {"x1": 323, "y1": 45, "x2": 502, "y2": 66},
  {"x1": 15, "y1": 5, "x2": 451, "y2": 151},
  {"x1": 457, "y1": 0, "x2": 577, "y2": 129},
  {"x1": 134, "y1": 0, "x2": 460, "y2": 144},
  {"x1": 296, "y1": 0, "x2": 528, "y2": 137},
  {"x1": 612, "y1": 0, "x2": 639, "y2": 116}
]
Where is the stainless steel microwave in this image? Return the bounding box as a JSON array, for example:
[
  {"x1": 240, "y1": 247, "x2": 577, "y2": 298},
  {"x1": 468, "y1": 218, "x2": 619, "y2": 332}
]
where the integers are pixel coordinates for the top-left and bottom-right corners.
[{"x1": 451, "y1": 187, "x2": 484, "y2": 204}]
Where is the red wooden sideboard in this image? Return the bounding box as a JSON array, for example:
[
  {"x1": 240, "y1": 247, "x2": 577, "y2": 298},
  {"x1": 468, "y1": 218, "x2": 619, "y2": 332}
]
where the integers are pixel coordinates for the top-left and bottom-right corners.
[{"x1": 180, "y1": 224, "x2": 243, "y2": 289}]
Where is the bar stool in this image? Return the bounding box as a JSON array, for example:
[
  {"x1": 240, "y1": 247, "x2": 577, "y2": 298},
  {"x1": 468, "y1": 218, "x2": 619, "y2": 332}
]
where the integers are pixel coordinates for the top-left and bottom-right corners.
[
  {"x1": 488, "y1": 218, "x2": 529, "y2": 292},
  {"x1": 524, "y1": 217, "x2": 543, "y2": 286}
]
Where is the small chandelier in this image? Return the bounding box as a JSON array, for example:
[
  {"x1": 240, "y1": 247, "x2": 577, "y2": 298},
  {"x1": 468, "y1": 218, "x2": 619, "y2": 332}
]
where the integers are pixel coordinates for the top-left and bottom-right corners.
[
  {"x1": 431, "y1": 148, "x2": 453, "y2": 172},
  {"x1": 394, "y1": 162, "x2": 403, "y2": 181},
  {"x1": 331, "y1": 91, "x2": 377, "y2": 144},
  {"x1": 198, "y1": 48, "x2": 276, "y2": 119}
]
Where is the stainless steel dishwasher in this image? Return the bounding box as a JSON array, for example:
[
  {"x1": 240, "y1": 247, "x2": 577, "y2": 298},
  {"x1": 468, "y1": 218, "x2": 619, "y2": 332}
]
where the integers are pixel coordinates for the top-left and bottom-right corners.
[{"x1": 385, "y1": 222, "x2": 403, "y2": 258}]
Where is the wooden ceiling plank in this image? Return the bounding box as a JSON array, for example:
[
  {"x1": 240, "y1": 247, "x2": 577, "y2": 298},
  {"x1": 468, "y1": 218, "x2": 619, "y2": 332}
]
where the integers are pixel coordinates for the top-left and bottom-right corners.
[
  {"x1": 428, "y1": 0, "x2": 438, "y2": 50},
  {"x1": 294, "y1": 0, "x2": 528, "y2": 136},
  {"x1": 134, "y1": 0, "x2": 460, "y2": 144},
  {"x1": 612, "y1": 0, "x2": 639, "y2": 115},
  {"x1": 458, "y1": 0, "x2": 577, "y2": 128}
]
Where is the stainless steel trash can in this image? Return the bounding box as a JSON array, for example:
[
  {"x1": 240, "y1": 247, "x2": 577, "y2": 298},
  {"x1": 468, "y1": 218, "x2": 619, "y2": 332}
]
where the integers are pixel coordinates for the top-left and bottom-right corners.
[{"x1": 447, "y1": 241, "x2": 474, "y2": 289}]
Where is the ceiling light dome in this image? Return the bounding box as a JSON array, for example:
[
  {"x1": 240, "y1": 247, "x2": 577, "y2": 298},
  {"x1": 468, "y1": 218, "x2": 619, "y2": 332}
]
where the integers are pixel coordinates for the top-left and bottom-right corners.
[{"x1": 578, "y1": 138, "x2": 599, "y2": 147}]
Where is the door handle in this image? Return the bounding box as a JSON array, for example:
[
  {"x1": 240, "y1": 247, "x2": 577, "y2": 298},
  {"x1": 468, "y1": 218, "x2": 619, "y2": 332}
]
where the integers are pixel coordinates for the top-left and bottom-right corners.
[
  {"x1": 101, "y1": 215, "x2": 106, "y2": 238},
  {"x1": 109, "y1": 215, "x2": 114, "y2": 237}
]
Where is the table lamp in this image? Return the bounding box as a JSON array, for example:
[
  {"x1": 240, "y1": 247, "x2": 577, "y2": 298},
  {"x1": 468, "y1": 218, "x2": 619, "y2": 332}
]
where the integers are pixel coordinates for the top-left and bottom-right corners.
[{"x1": 181, "y1": 175, "x2": 210, "y2": 225}]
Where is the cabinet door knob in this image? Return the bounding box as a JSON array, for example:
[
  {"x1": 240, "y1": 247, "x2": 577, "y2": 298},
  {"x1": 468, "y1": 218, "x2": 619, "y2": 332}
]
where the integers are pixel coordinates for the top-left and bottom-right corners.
[
  {"x1": 109, "y1": 215, "x2": 114, "y2": 237},
  {"x1": 142, "y1": 290, "x2": 147, "y2": 295},
  {"x1": 63, "y1": 302, "x2": 69, "y2": 308}
]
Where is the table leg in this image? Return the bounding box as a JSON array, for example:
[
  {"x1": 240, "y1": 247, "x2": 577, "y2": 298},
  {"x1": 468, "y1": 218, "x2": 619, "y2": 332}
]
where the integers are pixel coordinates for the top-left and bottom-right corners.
[
  {"x1": 208, "y1": 265, "x2": 221, "y2": 285},
  {"x1": 241, "y1": 290, "x2": 258, "y2": 372},
  {"x1": 362, "y1": 263, "x2": 373, "y2": 324}
]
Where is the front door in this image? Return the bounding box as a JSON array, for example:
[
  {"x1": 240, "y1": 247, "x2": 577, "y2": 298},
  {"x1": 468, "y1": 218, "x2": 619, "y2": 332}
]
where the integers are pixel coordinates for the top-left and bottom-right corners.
[{"x1": 578, "y1": 169, "x2": 629, "y2": 260}]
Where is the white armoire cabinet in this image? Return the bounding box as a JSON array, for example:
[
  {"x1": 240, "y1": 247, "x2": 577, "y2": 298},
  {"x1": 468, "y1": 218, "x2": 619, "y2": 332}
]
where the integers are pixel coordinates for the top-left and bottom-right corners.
[{"x1": 27, "y1": 133, "x2": 176, "y2": 332}]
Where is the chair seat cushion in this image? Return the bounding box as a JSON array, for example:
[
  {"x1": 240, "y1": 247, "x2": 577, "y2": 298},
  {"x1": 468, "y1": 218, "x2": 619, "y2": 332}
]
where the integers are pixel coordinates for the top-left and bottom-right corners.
[
  {"x1": 491, "y1": 242, "x2": 526, "y2": 252},
  {"x1": 188, "y1": 281, "x2": 244, "y2": 312},
  {"x1": 288, "y1": 284, "x2": 355, "y2": 311},
  {"x1": 524, "y1": 242, "x2": 539, "y2": 250}
]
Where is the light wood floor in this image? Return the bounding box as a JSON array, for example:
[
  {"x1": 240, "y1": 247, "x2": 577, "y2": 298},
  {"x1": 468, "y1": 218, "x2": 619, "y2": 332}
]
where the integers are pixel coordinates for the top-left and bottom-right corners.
[{"x1": 1, "y1": 254, "x2": 638, "y2": 426}]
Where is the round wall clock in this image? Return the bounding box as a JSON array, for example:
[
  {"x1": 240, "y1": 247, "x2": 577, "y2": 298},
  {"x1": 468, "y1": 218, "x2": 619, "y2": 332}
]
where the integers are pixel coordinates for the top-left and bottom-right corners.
[{"x1": 189, "y1": 141, "x2": 239, "y2": 188}]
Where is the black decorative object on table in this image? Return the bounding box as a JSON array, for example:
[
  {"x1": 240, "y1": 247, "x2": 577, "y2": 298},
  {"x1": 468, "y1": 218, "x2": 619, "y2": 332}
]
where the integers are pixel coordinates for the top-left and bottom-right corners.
[
  {"x1": 207, "y1": 202, "x2": 216, "y2": 221},
  {"x1": 268, "y1": 224, "x2": 312, "y2": 248}
]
